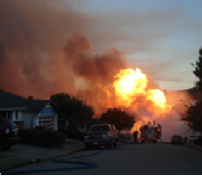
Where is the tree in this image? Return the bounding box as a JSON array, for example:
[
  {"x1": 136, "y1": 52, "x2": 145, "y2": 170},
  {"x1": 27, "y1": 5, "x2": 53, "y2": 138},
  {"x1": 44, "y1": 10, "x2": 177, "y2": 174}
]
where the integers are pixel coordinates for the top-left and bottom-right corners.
[
  {"x1": 182, "y1": 101, "x2": 202, "y2": 134},
  {"x1": 51, "y1": 93, "x2": 95, "y2": 129},
  {"x1": 182, "y1": 47, "x2": 202, "y2": 134},
  {"x1": 193, "y1": 47, "x2": 202, "y2": 92},
  {"x1": 100, "y1": 108, "x2": 135, "y2": 133}
]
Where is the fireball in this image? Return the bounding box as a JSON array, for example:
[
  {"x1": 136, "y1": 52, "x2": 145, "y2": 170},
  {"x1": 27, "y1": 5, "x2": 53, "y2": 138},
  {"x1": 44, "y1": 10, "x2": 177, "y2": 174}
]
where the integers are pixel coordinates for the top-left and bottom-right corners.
[
  {"x1": 112, "y1": 68, "x2": 171, "y2": 114},
  {"x1": 113, "y1": 68, "x2": 147, "y2": 106}
]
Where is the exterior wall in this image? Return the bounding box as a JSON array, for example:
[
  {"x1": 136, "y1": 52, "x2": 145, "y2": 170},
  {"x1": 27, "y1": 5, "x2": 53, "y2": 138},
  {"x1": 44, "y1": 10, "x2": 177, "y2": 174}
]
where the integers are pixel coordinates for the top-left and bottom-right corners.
[
  {"x1": 40, "y1": 103, "x2": 57, "y2": 116},
  {"x1": 54, "y1": 115, "x2": 58, "y2": 131},
  {"x1": 23, "y1": 112, "x2": 35, "y2": 128},
  {"x1": 2, "y1": 103, "x2": 58, "y2": 130},
  {"x1": 34, "y1": 116, "x2": 38, "y2": 127}
]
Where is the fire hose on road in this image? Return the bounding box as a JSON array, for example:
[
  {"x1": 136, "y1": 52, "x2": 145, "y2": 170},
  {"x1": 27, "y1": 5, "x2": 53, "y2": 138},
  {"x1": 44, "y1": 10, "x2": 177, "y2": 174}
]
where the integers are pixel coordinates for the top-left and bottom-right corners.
[{"x1": 1, "y1": 142, "x2": 145, "y2": 175}]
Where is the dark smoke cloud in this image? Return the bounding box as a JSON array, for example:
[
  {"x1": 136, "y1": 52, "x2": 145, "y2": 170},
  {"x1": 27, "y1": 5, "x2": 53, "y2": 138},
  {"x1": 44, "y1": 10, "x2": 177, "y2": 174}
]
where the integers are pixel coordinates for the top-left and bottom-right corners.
[
  {"x1": 63, "y1": 33, "x2": 127, "y2": 85},
  {"x1": 0, "y1": 0, "x2": 127, "y2": 99},
  {"x1": 0, "y1": 45, "x2": 5, "y2": 62}
]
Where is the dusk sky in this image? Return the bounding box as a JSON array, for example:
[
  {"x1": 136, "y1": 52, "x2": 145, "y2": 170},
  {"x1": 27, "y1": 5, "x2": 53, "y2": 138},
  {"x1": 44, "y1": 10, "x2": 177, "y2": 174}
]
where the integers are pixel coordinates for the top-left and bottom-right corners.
[{"x1": 60, "y1": 0, "x2": 202, "y2": 91}]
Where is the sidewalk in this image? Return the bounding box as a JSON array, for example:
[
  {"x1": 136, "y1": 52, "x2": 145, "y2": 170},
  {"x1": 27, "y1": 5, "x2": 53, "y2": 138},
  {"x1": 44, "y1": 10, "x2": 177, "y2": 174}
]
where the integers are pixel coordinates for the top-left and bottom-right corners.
[
  {"x1": 185, "y1": 143, "x2": 202, "y2": 152},
  {"x1": 0, "y1": 139, "x2": 85, "y2": 172}
]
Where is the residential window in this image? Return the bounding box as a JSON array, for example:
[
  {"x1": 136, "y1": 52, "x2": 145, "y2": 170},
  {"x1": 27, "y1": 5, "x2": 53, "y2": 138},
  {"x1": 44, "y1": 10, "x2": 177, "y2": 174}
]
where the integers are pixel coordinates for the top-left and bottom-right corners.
[{"x1": 8, "y1": 112, "x2": 12, "y2": 120}]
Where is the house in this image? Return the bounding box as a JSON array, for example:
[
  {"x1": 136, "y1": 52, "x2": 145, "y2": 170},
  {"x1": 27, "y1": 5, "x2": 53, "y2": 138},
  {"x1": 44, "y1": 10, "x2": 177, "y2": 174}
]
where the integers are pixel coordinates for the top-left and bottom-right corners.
[{"x1": 0, "y1": 89, "x2": 59, "y2": 130}]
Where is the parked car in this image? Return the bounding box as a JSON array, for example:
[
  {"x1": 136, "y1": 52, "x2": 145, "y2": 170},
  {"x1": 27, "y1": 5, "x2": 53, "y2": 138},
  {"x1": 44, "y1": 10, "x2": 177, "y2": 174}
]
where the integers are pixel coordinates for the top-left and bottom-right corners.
[
  {"x1": 84, "y1": 124, "x2": 118, "y2": 149},
  {"x1": 0, "y1": 118, "x2": 20, "y2": 150},
  {"x1": 187, "y1": 134, "x2": 201, "y2": 143},
  {"x1": 61, "y1": 127, "x2": 86, "y2": 140},
  {"x1": 171, "y1": 134, "x2": 183, "y2": 145}
]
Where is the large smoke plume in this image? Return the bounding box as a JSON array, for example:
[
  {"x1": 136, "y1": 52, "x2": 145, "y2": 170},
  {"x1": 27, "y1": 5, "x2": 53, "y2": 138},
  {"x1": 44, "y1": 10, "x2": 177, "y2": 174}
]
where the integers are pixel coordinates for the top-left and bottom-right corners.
[{"x1": 0, "y1": 0, "x2": 127, "y2": 99}]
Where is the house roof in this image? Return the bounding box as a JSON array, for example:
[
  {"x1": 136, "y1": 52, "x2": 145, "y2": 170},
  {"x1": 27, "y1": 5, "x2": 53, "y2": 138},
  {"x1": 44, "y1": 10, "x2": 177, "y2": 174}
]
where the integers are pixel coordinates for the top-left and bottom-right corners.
[
  {"x1": 0, "y1": 89, "x2": 28, "y2": 110},
  {"x1": 0, "y1": 89, "x2": 59, "y2": 114},
  {"x1": 25, "y1": 99, "x2": 59, "y2": 114}
]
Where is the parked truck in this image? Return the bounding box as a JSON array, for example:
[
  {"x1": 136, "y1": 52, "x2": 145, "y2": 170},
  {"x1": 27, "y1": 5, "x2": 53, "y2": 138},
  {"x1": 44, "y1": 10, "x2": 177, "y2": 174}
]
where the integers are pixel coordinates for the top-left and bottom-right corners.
[
  {"x1": 140, "y1": 122, "x2": 161, "y2": 143},
  {"x1": 84, "y1": 124, "x2": 118, "y2": 149}
]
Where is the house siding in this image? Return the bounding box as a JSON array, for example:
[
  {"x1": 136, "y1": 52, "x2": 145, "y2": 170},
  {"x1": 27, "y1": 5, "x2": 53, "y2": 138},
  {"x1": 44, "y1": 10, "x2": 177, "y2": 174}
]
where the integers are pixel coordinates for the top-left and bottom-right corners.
[
  {"x1": 23, "y1": 112, "x2": 34, "y2": 128},
  {"x1": 13, "y1": 111, "x2": 24, "y2": 128}
]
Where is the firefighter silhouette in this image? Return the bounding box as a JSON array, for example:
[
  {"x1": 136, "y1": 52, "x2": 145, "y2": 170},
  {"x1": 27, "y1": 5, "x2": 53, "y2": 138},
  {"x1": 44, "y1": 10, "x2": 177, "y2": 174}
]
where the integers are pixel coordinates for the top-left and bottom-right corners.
[{"x1": 133, "y1": 131, "x2": 139, "y2": 142}]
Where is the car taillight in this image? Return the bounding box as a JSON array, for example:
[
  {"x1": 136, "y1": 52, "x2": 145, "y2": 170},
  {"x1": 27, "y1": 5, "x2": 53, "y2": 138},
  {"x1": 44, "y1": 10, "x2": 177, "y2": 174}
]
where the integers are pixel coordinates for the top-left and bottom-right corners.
[{"x1": 4, "y1": 121, "x2": 10, "y2": 134}]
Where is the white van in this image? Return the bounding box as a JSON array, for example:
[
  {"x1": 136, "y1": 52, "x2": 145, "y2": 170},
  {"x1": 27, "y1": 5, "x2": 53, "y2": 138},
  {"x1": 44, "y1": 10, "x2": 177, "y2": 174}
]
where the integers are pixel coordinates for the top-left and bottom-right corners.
[{"x1": 187, "y1": 134, "x2": 201, "y2": 143}]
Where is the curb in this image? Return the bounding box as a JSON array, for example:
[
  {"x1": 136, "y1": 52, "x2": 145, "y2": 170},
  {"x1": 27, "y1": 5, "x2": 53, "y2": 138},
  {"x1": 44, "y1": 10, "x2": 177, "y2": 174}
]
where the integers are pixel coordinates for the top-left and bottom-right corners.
[{"x1": 186, "y1": 144, "x2": 202, "y2": 152}]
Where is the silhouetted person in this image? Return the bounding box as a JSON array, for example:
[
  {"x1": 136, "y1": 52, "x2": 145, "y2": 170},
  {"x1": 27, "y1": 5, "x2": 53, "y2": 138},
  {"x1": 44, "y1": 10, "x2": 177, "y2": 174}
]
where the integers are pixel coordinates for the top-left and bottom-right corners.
[
  {"x1": 184, "y1": 137, "x2": 187, "y2": 143},
  {"x1": 133, "y1": 131, "x2": 138, "y2": 142}
]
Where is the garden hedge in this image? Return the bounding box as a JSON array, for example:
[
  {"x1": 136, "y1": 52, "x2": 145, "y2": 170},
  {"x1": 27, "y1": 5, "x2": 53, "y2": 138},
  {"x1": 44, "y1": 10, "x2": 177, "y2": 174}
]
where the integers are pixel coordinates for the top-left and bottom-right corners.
[{"x1": 19, "y1": 128, "x2": 66, "y2": 146}]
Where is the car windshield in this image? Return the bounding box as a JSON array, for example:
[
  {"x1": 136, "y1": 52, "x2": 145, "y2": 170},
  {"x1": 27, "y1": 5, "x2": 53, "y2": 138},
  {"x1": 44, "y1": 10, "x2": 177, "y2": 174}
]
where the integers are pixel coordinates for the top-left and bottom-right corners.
[
  {"x1": 6, "y1": 120, "x2": 17, "y2": 129},
  {"x1": 173, "y1": 136, "x2": 182, "y2": 139},
  {"x1": 90, "y1": 126, "x2": 110, "y2": 132}
]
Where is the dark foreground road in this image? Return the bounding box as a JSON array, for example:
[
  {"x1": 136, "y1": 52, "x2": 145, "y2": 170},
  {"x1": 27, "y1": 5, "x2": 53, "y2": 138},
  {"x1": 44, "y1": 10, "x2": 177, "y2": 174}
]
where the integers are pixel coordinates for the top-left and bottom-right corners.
[{"x1": 6, "y1": 143, "x2": 202, "y2": 175}]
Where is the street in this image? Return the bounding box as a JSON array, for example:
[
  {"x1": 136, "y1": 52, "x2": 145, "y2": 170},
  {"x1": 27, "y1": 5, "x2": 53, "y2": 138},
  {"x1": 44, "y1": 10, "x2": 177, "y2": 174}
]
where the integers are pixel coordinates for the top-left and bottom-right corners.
[{"x1": 6, "y1": 143, "x2": 202, "y2": 175}]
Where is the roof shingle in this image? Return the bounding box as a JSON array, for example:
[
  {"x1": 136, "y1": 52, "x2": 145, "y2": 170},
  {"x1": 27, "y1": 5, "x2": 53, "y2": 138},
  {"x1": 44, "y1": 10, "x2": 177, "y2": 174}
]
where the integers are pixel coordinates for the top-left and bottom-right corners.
[{"x1": 0, "y1": 89, "x2": 59, "y2": 114}]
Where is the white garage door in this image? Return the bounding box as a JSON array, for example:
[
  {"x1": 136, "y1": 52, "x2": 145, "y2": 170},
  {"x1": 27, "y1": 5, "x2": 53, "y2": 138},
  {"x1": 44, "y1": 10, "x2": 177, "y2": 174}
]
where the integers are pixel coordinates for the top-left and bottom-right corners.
[{"x1": 39, "y1": 116, "x2": 54, "y2": 130}]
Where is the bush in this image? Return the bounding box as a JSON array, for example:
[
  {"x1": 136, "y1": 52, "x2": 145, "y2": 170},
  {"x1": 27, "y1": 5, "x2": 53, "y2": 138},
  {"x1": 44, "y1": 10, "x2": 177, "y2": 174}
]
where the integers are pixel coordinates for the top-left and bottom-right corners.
[
  {"x1": 198, "y1": 136, "x2": 202, "y2": 146},
  {"x1": 35, "y1": 126, "x2": 46, "y2": 130},
  {"x1": 19, "y1": 128, "x2": 66, "y2": 146},
  {"x1": 192, "y1": 136, "x2": 202, "y2": 145}
]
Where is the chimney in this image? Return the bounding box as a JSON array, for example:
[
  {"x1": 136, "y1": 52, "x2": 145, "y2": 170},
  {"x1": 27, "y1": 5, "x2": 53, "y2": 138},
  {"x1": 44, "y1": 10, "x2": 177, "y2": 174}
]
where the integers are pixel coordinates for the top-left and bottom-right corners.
[{"x1": 28, "y1": 96, "x2": 33, "y2": 100}]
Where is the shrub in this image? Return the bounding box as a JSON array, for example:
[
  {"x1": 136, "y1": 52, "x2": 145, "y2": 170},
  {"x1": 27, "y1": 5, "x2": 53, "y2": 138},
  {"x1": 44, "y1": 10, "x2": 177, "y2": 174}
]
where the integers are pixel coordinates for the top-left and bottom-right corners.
[
  {"x1": 193, "y1": 136, "x2": 202, "y2": 145},
  {"x1": 198, "y1": 136, "x2": 202, "y2": 146},
  {"x1": 35, "y1": 126, "x2": 46, "y2": 130},
  {"x1": 19, "y1": 128, "x2": 66, "y2": 146}
]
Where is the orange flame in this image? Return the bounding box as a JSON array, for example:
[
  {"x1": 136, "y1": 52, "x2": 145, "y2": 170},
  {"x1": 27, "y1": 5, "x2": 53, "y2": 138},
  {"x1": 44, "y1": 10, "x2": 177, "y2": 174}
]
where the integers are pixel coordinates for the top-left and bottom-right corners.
[
  {"x1": 113, "y1": 68, "x2": 147, "y2": 106},
  {"x1": 112, "y1": 68, "x2": 171, "y2": 114}
]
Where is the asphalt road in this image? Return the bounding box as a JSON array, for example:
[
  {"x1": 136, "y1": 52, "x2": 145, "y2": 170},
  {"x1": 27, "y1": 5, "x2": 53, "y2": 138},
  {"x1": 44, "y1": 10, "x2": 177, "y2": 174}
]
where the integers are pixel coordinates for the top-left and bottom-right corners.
[{"x1": 7, "y1": 143, "x2": 202, "y2": 175}]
